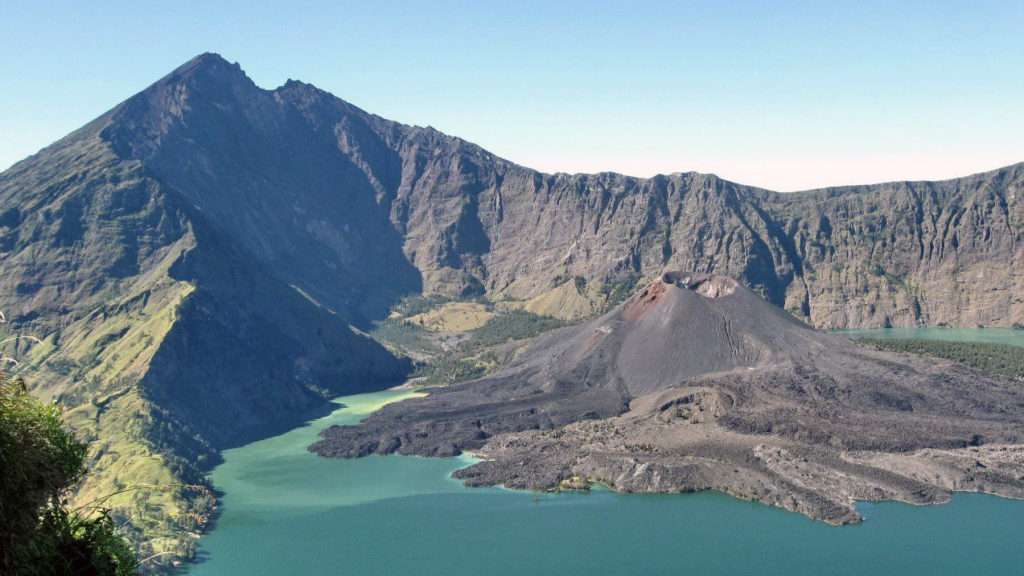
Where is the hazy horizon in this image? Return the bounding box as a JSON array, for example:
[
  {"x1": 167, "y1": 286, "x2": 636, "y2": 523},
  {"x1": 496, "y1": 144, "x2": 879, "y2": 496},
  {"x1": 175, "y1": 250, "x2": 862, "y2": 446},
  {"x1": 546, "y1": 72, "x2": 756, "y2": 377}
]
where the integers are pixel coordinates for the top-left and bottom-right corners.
[{"x1": 2, "y1": 1, "x2": 1022, "y2": 191}]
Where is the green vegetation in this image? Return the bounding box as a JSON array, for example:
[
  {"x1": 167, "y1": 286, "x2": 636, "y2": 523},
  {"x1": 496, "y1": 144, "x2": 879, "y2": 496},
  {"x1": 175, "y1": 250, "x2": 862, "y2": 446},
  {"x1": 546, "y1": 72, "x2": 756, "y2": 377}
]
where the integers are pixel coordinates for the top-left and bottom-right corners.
[
  {"x1": 1, "y1": 372, "x2": 138, "y2": 576},
  {"x1": 369, "y1": 319, "x2": 442, "y2": 357},
  {"x1": 60, "y1": 387, "x2": 217, "y2": 571},
  {"x1": 403, "y1": 309, "x2": 567, "y2": 386},
  {"x1": 600, "y1": 272, "x2": 642, "y2": 307},
  {"x1": 411, "y1": 351, "x2": 500, "y2": 385},
  {"x1": 468, "y1": 310, "x2": 567, "y2": 349},
  {"x1": 853, "y1": 338, "x2": 1024, "y2": 379},
  {"x1": 371, "y1": 294, "x2": 570, "y2": 387},
  {"x1": 389, "y1": 294, "x2": 456, "y2": 317},
  {"x1": 0, "y1": 277, "x2": 213, "y2": 567}
]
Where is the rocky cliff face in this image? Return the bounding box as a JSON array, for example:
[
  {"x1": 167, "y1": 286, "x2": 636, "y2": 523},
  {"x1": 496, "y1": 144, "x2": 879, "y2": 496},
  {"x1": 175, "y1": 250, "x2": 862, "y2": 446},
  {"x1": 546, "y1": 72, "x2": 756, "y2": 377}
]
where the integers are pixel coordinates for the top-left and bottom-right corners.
[
  {"x1": 90, "y1": 53, "x2": 1021, "y2": 330},
  {"x1": 398, "y1": 153, "x2": 1021, "y2": 329}
]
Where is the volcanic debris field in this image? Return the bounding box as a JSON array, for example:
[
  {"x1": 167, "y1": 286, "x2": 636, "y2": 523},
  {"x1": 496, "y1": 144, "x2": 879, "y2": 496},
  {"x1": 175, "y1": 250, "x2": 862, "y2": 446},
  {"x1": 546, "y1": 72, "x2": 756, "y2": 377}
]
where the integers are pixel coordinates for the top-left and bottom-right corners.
[{"x1": 312, "y1": 273, "x2": 1024, "y2": 524}]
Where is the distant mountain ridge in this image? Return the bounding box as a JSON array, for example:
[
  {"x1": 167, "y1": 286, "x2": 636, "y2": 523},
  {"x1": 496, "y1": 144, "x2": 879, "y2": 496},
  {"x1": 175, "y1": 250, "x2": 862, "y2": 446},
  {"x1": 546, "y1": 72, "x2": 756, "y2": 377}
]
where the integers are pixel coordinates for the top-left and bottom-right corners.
[
  {"x1": 0, "y1": 52, "x2": 1020, "y2": 562},
  {"x1": 85, "y1": 53, "x2": 1023, "y2": 328},
  {"x1": 8, "y1": 53, "x2": 1020, "y2": 329}
]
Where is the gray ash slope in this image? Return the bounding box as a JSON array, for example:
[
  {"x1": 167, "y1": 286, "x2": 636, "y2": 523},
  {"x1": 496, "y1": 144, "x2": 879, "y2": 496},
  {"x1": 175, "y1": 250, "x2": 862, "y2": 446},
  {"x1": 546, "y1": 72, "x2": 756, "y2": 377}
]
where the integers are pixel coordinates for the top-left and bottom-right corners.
[{"x1": 312, "y1": 273, "x2": 1024, "y2": 524}]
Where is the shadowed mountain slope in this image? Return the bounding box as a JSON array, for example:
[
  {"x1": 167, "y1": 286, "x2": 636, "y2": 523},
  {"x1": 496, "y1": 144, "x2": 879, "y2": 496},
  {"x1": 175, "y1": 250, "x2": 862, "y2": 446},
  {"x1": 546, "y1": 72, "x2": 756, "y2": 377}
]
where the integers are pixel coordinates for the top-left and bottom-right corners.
[
  {"x1": 0, "y1": 56, "x2": 413, "y2": 562},
  {"x1": 313, "y1": 274, "x2": 1024, "y2": 523}
]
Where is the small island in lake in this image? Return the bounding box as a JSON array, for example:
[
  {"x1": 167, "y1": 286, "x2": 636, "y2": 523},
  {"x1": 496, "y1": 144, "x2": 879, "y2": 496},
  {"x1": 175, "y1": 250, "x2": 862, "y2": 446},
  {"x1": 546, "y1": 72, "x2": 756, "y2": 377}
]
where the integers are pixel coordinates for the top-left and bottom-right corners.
[{"x1": 312, "y1": 273, "x2": 1024, "y2": 524}]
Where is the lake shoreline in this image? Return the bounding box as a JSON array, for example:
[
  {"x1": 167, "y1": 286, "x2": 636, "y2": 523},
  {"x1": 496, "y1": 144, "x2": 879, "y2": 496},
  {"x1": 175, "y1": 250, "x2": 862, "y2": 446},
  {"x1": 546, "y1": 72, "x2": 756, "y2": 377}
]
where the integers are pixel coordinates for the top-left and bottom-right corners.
[
  {"x1": 188, "y1": 386, "x2": 1024, "y2": 575},
  {"x1": 187, "y1": 328, "x2": 1024, "y2": 575}
]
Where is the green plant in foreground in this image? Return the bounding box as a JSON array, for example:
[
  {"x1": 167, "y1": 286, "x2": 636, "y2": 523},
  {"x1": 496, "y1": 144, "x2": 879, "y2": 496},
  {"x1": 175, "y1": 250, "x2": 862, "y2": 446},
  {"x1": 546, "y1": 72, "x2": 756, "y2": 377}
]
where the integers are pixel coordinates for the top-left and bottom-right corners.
[{"x1": 1, "y1": 372, "x2": 138, "y2": 575}]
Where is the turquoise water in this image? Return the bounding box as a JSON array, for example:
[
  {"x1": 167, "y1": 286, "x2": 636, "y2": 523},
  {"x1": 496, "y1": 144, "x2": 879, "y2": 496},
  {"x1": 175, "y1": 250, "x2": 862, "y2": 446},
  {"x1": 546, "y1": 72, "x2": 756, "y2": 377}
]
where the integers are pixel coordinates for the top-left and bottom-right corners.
[
  {"x1": 835, "y1": 326, "x2": 1024, "y2": 347},
  {"x1": 188, "y1": 387, "x2": 1024, "y2": 576}
]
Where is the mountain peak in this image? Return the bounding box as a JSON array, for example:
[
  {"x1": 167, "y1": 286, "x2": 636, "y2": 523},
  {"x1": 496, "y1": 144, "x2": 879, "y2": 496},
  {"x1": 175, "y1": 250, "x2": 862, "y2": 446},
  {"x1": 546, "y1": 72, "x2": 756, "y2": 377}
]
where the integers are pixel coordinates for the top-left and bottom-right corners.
[
  {"x1": 144, "y1": 51, "x2": 253, "y2": 95},
  {"x1": 96, "y1": 52, "x2": 261, "y2": 162},
  {"x1": 176, "y1": 52, "x2": 237, "y2": 73}
]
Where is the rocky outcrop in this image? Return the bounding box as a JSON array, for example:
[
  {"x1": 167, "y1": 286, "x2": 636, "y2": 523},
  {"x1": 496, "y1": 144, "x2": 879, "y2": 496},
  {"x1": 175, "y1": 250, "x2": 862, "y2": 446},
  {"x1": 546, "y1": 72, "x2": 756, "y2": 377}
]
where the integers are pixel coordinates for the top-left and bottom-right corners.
[{"x1": 399, "y1": 160, "x2": 1022, "y2": 329}]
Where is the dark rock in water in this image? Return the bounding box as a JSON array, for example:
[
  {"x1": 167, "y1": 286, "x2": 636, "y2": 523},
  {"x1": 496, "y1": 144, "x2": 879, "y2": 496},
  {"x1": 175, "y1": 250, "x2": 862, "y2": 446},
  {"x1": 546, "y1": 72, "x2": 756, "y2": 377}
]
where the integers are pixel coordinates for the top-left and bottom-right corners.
[{"x1": 312, "y1": 274, "x2": 1024, "y2": 524}]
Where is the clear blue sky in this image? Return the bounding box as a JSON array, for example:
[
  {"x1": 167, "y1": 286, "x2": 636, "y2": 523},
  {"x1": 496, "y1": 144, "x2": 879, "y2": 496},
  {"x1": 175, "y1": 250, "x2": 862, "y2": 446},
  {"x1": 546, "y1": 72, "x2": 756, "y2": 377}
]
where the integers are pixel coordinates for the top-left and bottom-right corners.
[{"x1": 2, "y1": 1, "x2": 1022, "y2": 191}]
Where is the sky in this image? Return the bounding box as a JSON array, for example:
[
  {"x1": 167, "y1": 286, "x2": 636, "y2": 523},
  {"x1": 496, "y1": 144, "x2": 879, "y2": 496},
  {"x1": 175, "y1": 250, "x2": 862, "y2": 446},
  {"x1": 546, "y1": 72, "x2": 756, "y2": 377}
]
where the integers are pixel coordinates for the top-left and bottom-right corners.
[{"x1": 1, "y1": 1, "x2": 1022, "y2": 191}]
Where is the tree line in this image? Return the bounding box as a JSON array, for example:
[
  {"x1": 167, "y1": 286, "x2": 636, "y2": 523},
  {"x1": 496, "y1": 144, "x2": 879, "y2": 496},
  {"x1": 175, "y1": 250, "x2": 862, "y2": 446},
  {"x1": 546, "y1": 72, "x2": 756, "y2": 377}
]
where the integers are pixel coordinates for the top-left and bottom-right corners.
[{"x1": 854, "y1": 338, "x2": 1024, "y2": 379}]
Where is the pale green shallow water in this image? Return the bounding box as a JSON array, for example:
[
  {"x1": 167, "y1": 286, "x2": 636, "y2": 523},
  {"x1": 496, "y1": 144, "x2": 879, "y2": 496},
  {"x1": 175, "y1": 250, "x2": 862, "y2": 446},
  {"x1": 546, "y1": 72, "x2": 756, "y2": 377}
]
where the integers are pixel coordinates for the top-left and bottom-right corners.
[{"x1": 189, "y1": 329, "x2": 1024, "y2": 576}]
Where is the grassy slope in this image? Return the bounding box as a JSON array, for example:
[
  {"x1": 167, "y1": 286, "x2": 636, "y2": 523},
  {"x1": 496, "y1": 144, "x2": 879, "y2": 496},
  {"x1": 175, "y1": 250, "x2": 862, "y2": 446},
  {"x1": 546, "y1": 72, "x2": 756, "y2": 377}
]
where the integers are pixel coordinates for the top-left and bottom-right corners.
[
  {"x1": 521, "y1": 278, "x2": 606, "y2": 320},
  {"x1": 406, "y1": 301, "x2": 495, "y2": 332},
  {"x1": 0, "y1": 132, "x2": 208, "y2": 562}
]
